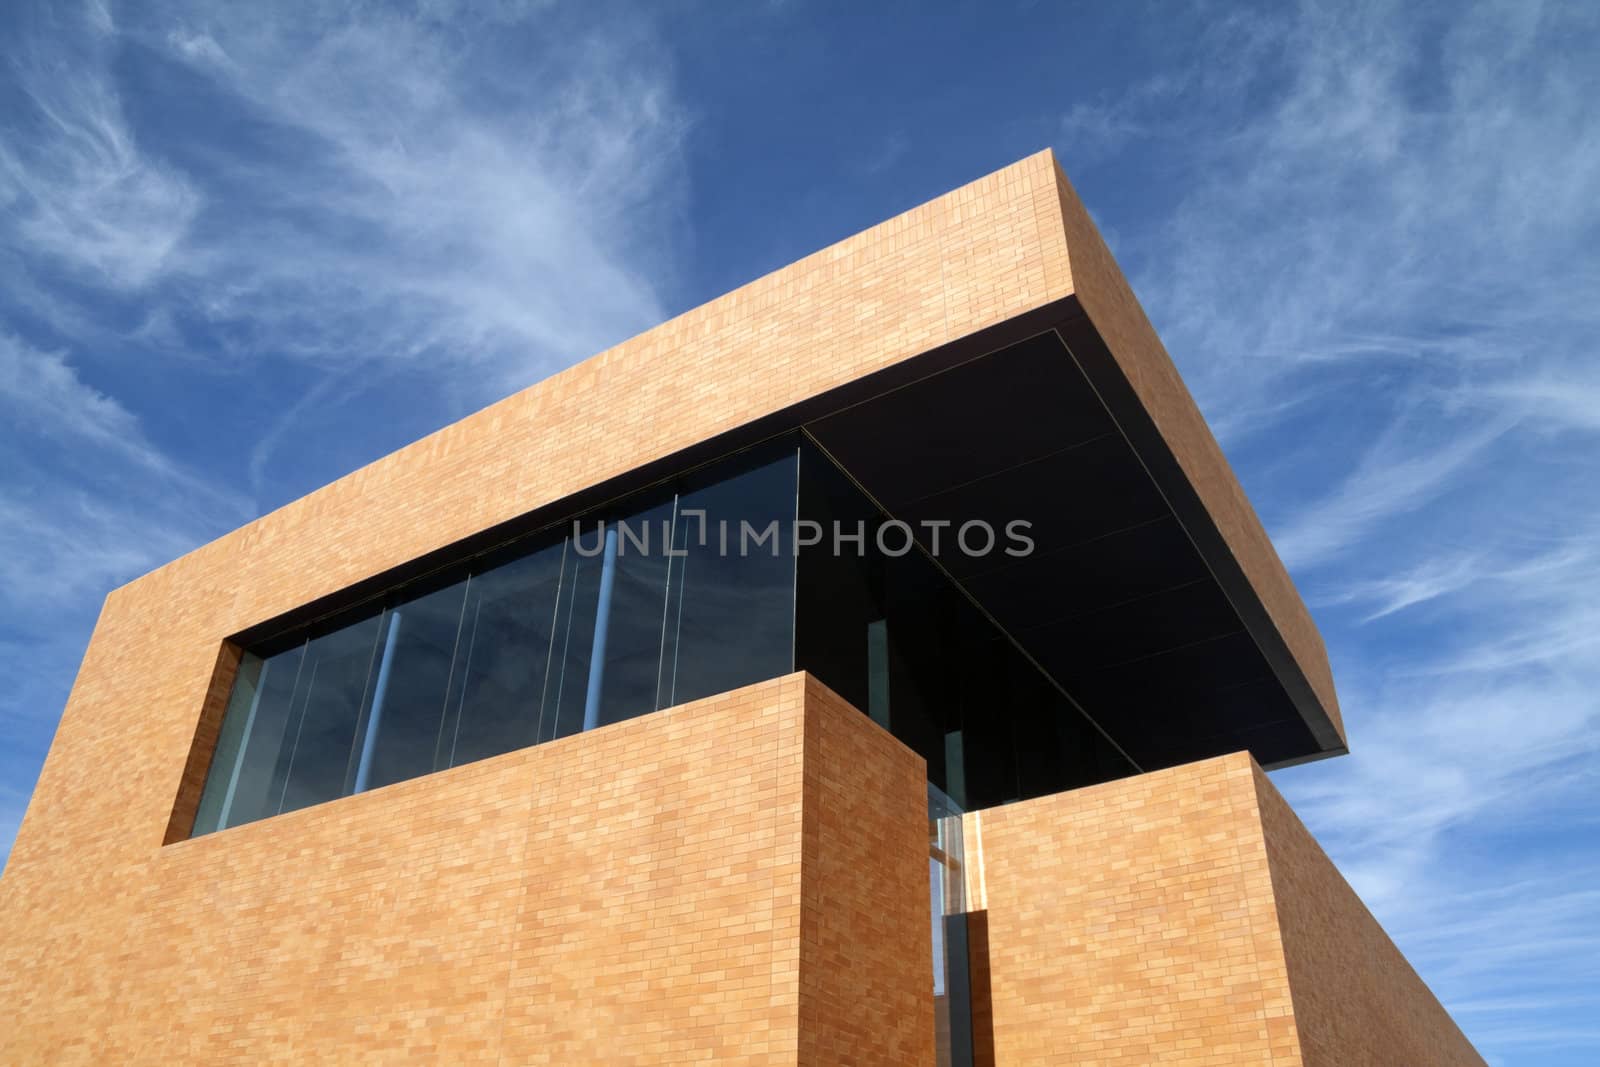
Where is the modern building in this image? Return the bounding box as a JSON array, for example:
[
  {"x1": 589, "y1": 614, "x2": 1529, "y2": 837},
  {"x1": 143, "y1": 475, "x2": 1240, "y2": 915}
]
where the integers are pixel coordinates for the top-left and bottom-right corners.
[{"x1": 0, "y1": 152, "x2": 1483, "y2": 1064}]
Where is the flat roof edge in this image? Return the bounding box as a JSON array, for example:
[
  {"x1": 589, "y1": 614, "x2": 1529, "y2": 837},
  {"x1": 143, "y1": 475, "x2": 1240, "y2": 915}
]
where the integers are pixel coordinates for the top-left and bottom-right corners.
[{"x1": 1042, "y1": 154, "x2": 1345, "y2": 749}]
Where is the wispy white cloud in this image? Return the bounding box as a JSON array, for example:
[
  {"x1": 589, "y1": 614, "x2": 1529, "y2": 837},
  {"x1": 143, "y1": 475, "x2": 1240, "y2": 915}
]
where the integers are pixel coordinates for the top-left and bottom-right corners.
[
  {"x1": 853, "y1": 131, "x2": 910, "y2": 177},
  {"x1": 137, "y1": 2, "x2": 685, "y2": 375},
  {"x1": 0, "y1": 5, "x2": 200, "y2": 289},
  {"x1": 1111, "y1": 1, "x2": 1600, "y2": 444},
  {"x1": 1461, "y1": 374, "x2": 1600, "y2": 435},
  {"x1": 1057, "y1": 74, "x2": 1187, "y2": 166},
  {"x1": 0, "y1": 331, "x2": 139, "y2": 447},
  {"x1": 165, "y1": 27, "x2": 230, "y2": 70},
  {"x1": 1324, "y1": 552, "x2": 1486, "y2": 622},
  {"x1": 2, "y1": 0, "x2": 690, "y2": 490},
  {"x1": 0, "y1": 332, "x2": 246, "y2": 607},
  {"x1": 0, "y1": 331, "x2": 243, "y2": 507},
  {"x1": 1270, "y1": 413, "x2": 1513, "y2": 570}
]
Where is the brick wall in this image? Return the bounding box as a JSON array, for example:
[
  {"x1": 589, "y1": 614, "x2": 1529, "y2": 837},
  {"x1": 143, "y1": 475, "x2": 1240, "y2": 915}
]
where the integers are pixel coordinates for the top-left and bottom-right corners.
[
  {"x1": 0, "y1": 153, "x2": 1062, "y2": 1063},
  {"x1": 798, "y1": 676, "x2": 933, "y2": 1065},
  {"x1": 1251, "y1": 765, "x2": 1484, "y2": 1066},
  {"x1": 3, "y1": 149, "x2": 1337, "y2": 918},
  {"x1": 966, "y1": 752, "x2": 1300, "y2": 1064},
  {"x1": 0, "y1": 673, "x2": 931, "y2": 1064},
  {"x1": 967, "y1": 752, "x2": 1482, "y2": 1064}
]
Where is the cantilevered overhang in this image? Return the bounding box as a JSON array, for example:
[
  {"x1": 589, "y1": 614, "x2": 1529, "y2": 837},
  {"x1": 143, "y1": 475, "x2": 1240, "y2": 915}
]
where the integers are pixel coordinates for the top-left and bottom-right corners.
[{"x1": 803, "y1": 319, "x2": 1345, "y2": 771}]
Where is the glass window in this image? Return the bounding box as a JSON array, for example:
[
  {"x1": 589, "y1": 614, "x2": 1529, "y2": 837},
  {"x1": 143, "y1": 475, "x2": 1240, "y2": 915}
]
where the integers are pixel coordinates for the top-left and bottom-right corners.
[
  {"x1": 272, "y1": 612, "x2": 384, "y2": 816},
  {"x1": 195, "y1": 641, "x2": 306, "y2": 831},
  {"x1": 585, "y1": 493, "x2": 677, "y2": 730},
  {"x1": 191, "y1": 437, "x2": 804, "y2": 837},
  {"x1": 189, "y1": 429, "x2": 1131, "y2": 839},
  {"x1": 439, "y1": 539, "x2": 568, "y2": 768},
  {"x1": 353, "y1": 579, "x2": 470, "y2": 792},
  {"x1": 190, "y1": 653, "x2": 262, "y2": 837},
  {"x1": 540, "y1": 541, "x2": 599, "y2": 744},
  {"x1": 660, "y1": 446, "x2": 798, "y2": 709}
]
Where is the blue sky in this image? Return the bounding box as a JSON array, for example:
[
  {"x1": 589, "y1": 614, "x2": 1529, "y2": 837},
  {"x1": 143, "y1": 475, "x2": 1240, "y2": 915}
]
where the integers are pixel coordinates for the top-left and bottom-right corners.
[{"x1": 1, "y1": 0, "x2": 1595, "y2": 1060}]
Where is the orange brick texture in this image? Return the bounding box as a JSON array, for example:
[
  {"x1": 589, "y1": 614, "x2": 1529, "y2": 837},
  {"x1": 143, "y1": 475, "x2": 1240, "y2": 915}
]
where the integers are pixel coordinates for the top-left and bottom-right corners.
[
  {"x1": 966, "y1": 752, "x2": 1482, "y2": 1065},
  {"x1": 798, "y1": 677, "x2": 934, "y2": 1063},
  {"x1": 1250, "y1": 764, "x2": 1484, "y2": 1066},
  {"x1": 0, "y1": 673, "x2": 933, "y2": 1064}
]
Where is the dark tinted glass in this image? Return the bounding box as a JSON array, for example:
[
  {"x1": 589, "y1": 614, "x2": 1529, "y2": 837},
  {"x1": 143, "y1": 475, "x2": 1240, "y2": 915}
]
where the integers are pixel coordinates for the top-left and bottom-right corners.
[
  {"x1": 203, "y1": 639, "x2": 305, "y2": 831},
  {"x1": 440, "y1": 539, "x2": 567, "y2": 768},
  {"x1": 543, "y1": 539, "x2": 600, "y2": 742},
  {"x1": 193, "y1": 436, "x2": 805, "y2": 837},
  {"x1": 793, "y1": 441, "x2": 883, "y2": 714},
  {"x1": 195, "y1": 431, "x2": 1134, "y2": 839},
  {"x1": 660, "y1": 447, "x2": 797, "y2": 708},
  {"x1": 358, "y1": 580, "x2": 469, "y2": 790},
  {"x1": 272, "y1": 613, "x2": 383, "y2": 815},
  {"x1": 589, "y1": 494, "x2": 677, "y2": 729},
  {"x1": 795, "y1": 440, "x2": 1134, "y2": 809}
]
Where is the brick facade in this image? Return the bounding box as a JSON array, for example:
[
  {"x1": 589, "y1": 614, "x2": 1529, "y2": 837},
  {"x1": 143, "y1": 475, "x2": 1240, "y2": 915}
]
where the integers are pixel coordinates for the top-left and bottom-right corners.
[
  {"x1": 0, "y1": 673, "x2": 931, "y2": 1064},
  {"x1": 1251, "y1": 764, "x2": 1483, "y2": 1066},
  {"x1": 966, "y1": 752, "x2": 1483, "y2": 1065}
]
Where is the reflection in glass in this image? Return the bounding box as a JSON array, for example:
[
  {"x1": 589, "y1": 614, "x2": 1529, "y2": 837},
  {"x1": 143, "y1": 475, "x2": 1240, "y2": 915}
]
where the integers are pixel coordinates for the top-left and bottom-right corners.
[
  {"x1": 190, "y1": 652, "x2": 263, "y2": 836},
  {"x1": 353, "y1": 579, "x2": 469, "y2": 792},
  {"x1": 543, "y1": 541, "x2": 598, "y2": 744},
  {"x1": 192, "y1": 643, "x2": 305, "y2": 833},
  {"x1": 273, "y1": 613, "x2": 384, "y2": 816},
  {"x1": 660, "y1": 448, "x2": 798, "y2": 708},
  {"x1": 439, "y1": 541, "x2": 567, "y2": 768},
  {"x1": 193, "y1": 439, "x2": 801, "y2": 837},
  {"x1": 587, "y1": 494, "x2": 676, "y2": 730}
]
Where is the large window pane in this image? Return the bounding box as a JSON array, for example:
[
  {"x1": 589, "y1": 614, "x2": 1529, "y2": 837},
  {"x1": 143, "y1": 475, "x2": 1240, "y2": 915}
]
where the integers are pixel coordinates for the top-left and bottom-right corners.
[
  {"x1": 440, "y1": 539, "x2": 568, "y2": 768},
  {"x1": 354, "y1": 579, "x2": 470, "y2": 791},
  {"x1": 587, "y1": 494, "x2": 676, "y2": 729},
  {"x1": 190, "y1": 435, "x2": 812, "y2": 838},
  {"x1": 192, "y1": 652, "x2": 288, "y2": 831},
  {"x1": 542, "y1": 535, "x2": 600, "y2": 743},
  {"x1": 191, "y1": 653, "x2": 263, "y2": 836},
  {"x1": 272, "y1": 613, "x2": 383, "y2": 816},
  {"x1": 661, "y1": 446, "x2": 798, "y2": 708},
  {"x1": 192, "y1": 643, "x2": 305, "y2": 834}
]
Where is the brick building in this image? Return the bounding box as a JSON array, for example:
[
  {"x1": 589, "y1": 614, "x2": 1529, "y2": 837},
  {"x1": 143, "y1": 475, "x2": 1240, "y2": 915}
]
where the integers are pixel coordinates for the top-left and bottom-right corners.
[{"x1": 0, "y1": 151, "x2": 1483, "y2": 1064}]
